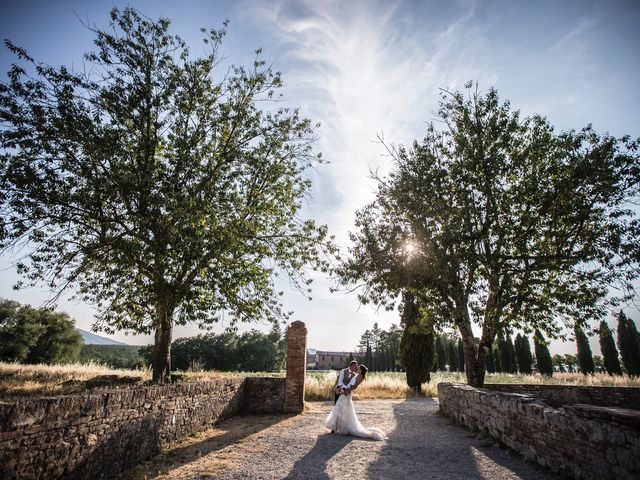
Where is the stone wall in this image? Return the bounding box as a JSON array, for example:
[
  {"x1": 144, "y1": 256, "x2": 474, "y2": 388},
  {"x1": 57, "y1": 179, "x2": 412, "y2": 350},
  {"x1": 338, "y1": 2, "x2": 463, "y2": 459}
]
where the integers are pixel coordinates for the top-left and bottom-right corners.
[
  {"x1": 243, "y1": 377, "x2": 285, "y2": 414},
  {"x1": 438, "y1": 382, "x2": 640, "y2": 480},
  {"x1": 484, "y1": 383, "x2": 640, "y2": 409},
  {"x1": 0, "y1": 379, "x2": 245, "y2": 480},
  {"x1": 0, "y1": 321, "x2": 309, "y2": 480}
]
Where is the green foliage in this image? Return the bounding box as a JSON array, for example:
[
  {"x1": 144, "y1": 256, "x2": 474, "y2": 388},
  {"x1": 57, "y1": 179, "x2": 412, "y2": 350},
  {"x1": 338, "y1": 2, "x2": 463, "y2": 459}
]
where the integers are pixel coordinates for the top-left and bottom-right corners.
[
  {"x1": 364, "y1": 341, "x2": 374, "y2": 369},
  {"x1": 141, "y1": 327, "x2": 286, "y2": 372},
  {"x1": 617, "y1": 312, "x2": 640, "y2": 376},
  {"x1": 574, "y1": 324, "x2": 595, "y2": 375},
  {"x1": 355, "y1": 324, "x2": 401, "y2": 372},
  {"x1": 456, "y1": 339, "x2": 465, "y2": 373},
  {"x1": 514, "y1": 333, "x2": 533, "y2": 374},
  {"x1": 0, "y1": 8, "x2": 334, "y2": 382},
  {"x1": 79, "y1": 344, "x2": 145, "y2": 369},
  {"x1": 598, "y1": 320, "x2": 622, "y2": 375},
  {"x1": 398, "y1": 293, "x2": 434, "y2": 391},
  {"x1": 0, "y1": 299, "x2": 82, "y2": 364},
  {"x1": 534, "y1": 329, "x2": 554, "y2": 377},
  {"x1": 485, "y1": 344, "x2": 495, "y2": 373},
  {"x1": 447, "y1": 341, "x2": 458, "y2": 372},
  {"x1": 493, "y1": 347, "x2": 502, "y2": 373},
  {"x1": 498, "y1": 332, "x2": 516, "y2": 374},
  {"x1": 435, "y1": 336, "x2": 447, "y2": 371},
  {"x1": 336, "y1": 83, "x2": 640, "y2": 387}
]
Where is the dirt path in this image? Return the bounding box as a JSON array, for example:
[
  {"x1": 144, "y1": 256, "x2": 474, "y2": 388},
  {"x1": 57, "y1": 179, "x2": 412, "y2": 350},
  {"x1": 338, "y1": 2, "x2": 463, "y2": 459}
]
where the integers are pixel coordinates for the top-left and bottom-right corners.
[{"x1": 124, "y1": 398, "x2": 556, "y2": 480}]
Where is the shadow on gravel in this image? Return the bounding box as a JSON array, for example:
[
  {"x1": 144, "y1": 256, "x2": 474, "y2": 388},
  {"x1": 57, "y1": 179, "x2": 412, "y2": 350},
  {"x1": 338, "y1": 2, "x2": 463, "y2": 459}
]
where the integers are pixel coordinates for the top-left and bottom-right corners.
[
  {"x1": 367, "y1": 398, "x2": 554, "y2": 480},
  {"x1": 284, "y1": 433, "x2": 355, "y2": 480},
  {"x1": 122, "y1": 413, "x2": 293, "y2": 480}
]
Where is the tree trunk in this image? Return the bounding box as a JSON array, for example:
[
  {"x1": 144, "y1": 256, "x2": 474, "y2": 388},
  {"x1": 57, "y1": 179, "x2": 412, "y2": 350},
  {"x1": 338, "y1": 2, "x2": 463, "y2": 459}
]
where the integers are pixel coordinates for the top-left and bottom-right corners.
[
  {"x1": 458, "y1": 320, "x2": 486, "y2": 387},
  {"x1": 152, "y1": 299, "x2": 174, "y2": 384}
]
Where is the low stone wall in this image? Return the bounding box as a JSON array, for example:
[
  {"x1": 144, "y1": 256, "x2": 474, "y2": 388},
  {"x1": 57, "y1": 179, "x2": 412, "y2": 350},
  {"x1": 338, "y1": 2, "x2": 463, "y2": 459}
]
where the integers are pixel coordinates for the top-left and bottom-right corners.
[
  {"x1": 0, "y1": 321, "x2": 309, "y2": 480},
  {"x1": 438, "y1": 382, "x2": 640, "y2": 480},
  {"x1": 484, "y1": 383, "x2": 640, "y2": 409},
  {"x1": 0, "y1": 379, "x2": 246, "y2": 480},
  {"x1": 243, "y1": 377, "x2": 285, "y2": 414}
]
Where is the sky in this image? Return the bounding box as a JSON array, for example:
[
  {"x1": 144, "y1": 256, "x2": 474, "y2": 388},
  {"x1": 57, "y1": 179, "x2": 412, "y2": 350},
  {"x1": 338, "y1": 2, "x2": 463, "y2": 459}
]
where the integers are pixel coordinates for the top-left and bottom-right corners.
[{"x1": 1, "y1": 0, "x2": 639, "y2": 356}]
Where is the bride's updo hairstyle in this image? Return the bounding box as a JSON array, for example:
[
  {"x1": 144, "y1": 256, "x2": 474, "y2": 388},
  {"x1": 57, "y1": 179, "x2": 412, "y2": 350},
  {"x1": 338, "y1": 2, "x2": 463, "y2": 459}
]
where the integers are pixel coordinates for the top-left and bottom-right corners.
[{"x1": 359, "y1": 364, "x2": 368, "y2": 379}]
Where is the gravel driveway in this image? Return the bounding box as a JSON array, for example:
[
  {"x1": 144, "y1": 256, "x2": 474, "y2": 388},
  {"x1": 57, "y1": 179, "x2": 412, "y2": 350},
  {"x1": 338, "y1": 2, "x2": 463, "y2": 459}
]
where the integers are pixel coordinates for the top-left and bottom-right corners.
[{"x1": 124, "y1": 398, "x2": 556, "y2": 480}]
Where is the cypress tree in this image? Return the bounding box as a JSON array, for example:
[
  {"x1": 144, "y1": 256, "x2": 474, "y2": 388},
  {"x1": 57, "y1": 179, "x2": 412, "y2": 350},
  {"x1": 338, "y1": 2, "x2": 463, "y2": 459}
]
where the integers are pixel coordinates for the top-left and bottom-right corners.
[
  {"x1": 447, "y1": 341, "x2": 458, "y2": 372},
  {"x1": 398, "y1": 293, "x2": 434, "y2": 391},
  {"x1": 515, "y1": 333, "x2": 533, "y2": 374},
  {"x1": 599, "y1": 321, "x2": 622, "y2": 375},
  {"x1": 436, "y1": 336, "x2": 447, "y2": 371},
  {"x1": 493, "y1": 346, "x2": 502, "y2": 373},
  {"x1": 534, "y1": 329, "x2": 554, "y2": 377},
  {"x1": 574, "y1": 325, "x2": 595, "y2": 375},
  {"x1": 364, "y1": 341, "x2": 374, "y2": 369},
  {"x1": 507, "y1": 334, "x2": 517, "y2": 373},
  {"x1": 485, "y1": 344, "x2": 495, "y2": 373},
  {"x1": 497, "y1": 332, "x2": 509, "y2": 373},
  {"x1": 617, "y1": 311, "x2": 640, "y2": 377},
  {"x1": 457, "y1": 339, "x2": 465, "y2": 372}
]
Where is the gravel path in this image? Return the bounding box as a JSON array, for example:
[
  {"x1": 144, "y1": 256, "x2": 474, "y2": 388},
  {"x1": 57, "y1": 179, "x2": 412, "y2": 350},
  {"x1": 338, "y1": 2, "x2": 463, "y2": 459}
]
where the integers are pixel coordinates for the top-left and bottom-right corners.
[{"x1": 124, "y1": 398, "x2": 557, "y2": 480}]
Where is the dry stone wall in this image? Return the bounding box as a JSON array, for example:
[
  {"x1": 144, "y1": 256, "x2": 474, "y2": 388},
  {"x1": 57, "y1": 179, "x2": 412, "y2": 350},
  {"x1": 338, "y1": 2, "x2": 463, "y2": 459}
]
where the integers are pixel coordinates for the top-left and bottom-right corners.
[
  {"x1": 484, "y1": 383, "x2": 640, "y2": 409},
  {"x1": 0, "y1": 321, "x2": 309, "y2": 480},
  {"x1": 0, "y1": 379, "x2": 245, "y2": 480},
  {"x1": 438, "y1": 382, "x2": 640, "y2": 480}
]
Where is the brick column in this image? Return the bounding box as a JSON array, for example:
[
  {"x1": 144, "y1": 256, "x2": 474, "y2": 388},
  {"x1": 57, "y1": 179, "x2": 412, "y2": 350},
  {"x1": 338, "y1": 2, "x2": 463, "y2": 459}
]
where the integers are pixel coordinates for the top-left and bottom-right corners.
[{"x1": 283, "y1": 320, "x2": 307, "y2": 413}]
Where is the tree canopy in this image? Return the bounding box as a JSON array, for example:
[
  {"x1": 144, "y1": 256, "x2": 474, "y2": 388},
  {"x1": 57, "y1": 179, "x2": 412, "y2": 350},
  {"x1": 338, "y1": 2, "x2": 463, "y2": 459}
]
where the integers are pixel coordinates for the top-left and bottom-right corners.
[
  {"x1": 336, "y1": 83, "x2": 640, "y2": 386},
  {"x1": 0, "y1": 8, "x2": 333, "y2": 382},
  {"x1": 0, "y1": 299, "x2": 82, "y2": 364}
]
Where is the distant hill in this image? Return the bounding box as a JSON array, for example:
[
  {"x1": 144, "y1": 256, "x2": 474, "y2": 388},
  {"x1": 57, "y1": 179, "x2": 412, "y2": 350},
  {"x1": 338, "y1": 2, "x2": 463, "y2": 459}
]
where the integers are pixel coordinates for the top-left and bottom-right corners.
[{"x1": 76, "y1": 328, "x2": 127, "y2": 345}]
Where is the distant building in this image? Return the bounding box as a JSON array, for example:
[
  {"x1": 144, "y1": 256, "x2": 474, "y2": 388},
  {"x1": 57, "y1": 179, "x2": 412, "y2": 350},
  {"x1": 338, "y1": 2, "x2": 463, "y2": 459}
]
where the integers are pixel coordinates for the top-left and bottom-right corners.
[
  {"x1": 306, "y1": 351, "x2": 317, "y2": 369},
  {"x1": 314, "y1": 351, "x2": 354, "y2": 370}
]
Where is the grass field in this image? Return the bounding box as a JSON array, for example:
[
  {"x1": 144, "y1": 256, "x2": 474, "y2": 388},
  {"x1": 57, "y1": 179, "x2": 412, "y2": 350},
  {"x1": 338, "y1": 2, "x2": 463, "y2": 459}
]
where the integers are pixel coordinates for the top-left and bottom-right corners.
[
  {"x1": 1, "y1": 361, "x2": 638, "y2": 400},
  {"x1": 305, "y1": 370, "x2": 640, "y2": 400}
]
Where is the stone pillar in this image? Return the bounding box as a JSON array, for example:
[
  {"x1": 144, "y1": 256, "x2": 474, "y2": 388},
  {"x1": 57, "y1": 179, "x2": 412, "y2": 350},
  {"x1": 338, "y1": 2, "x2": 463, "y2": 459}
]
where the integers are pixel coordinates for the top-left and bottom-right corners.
[{"x1": 283, "y1": 320, "x2": 307, "y2": 413}]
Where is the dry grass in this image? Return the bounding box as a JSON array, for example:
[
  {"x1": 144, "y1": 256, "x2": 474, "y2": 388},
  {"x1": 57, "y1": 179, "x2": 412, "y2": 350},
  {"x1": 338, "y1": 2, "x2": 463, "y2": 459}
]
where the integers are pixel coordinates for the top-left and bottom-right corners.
[
  {"x1": 0, "y1": 361, "x2": 150, "y2": 398},
  {"x1": 304, "y1": 370, "x2": 454, "y2": 400},
  {"x1": 2, "y1": 361, "x2": 639, "y2": 400},
  {"x1": 0, "y1": 361, "x2": 284, "y2": 399},
  {"x1": 304, "y1": 370, "x2": 640, "y2": 401},
  {"x1": 483, "y1": 371, "x2": 640, "y2": 387}
]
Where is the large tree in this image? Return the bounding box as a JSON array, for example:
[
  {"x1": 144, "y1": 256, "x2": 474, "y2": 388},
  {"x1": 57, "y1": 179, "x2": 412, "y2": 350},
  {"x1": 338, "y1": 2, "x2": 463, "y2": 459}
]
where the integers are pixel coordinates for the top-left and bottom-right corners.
[
  {"x1": 336, "y1": 84, "x2": 640, "y2": 387},
  {"x1": 0, "y1": 8, "x2": 333, "y2": 382},
  {"x1": 598, "y1": 320, "x2": 622, "y2": 375}
]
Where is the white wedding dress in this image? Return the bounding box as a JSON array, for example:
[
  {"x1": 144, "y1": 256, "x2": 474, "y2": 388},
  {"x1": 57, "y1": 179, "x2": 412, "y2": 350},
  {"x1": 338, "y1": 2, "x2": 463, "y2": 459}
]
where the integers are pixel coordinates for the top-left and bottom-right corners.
[{"x1": 325, "y1": 375, "x2": 386, "y2": 440}]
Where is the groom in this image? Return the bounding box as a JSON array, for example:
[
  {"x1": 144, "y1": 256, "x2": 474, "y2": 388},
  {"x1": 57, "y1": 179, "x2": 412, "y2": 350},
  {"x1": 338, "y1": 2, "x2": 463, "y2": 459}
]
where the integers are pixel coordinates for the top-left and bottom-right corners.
[{"x1": 334, "y1": 360, "x2": 359, "y2": 404}]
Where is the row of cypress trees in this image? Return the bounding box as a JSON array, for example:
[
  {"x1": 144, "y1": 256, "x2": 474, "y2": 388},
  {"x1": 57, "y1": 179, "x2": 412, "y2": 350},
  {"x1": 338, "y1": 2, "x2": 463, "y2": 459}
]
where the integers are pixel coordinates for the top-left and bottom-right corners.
[
  {"x1": 433, "y1": 310, "x2": 640, "y2": 377},
  {"x1": 572, "y1": 312, "x2": 640, "y2": 376},
  {"x1": 433, "y1": 336, "x2": 465, "y2": 373},
  {"x1": 369, "y1": 311, "x2": 639, "y2": 379}
]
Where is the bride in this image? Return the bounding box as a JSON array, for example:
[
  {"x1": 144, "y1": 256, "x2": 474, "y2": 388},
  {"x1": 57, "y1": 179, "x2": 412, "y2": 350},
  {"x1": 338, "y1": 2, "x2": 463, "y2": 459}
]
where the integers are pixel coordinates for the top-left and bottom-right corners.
[{"x1": 325, "y1": 365, "x2": 386, "y2": 440}]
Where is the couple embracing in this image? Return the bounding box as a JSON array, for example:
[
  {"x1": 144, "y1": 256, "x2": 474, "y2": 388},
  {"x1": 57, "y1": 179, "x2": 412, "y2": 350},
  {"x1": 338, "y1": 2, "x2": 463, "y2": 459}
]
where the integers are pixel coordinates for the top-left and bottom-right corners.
[{"x1": 325, "y1": 360, "x2": 386, "y2": 440}]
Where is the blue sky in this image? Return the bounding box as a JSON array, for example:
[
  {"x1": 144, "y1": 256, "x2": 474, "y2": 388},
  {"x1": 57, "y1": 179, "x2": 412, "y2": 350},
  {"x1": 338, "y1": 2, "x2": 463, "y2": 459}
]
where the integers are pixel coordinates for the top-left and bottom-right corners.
[{"x1": 1, "y1": 0, "x2": 639, "y2": 355}]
